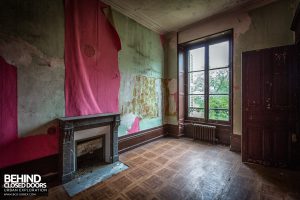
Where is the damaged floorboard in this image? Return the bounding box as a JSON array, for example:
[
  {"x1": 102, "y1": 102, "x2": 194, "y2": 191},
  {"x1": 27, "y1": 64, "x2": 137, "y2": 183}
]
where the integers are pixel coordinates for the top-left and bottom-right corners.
[{"x1": 30, "y1": 138, "x2": 300, "y2": 200}]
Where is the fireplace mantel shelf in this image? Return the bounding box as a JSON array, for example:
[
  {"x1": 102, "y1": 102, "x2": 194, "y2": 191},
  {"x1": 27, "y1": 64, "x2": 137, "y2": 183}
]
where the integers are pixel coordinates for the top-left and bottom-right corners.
[{"x1": 58, "y1": 113, "x2": 120, "y2": 121}]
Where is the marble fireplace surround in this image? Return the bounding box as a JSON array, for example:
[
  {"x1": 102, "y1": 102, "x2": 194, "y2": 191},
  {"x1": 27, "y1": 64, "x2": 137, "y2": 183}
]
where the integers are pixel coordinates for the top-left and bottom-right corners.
[{"x1": 58, "y1": 113, "x2": 120, "y2": 184}]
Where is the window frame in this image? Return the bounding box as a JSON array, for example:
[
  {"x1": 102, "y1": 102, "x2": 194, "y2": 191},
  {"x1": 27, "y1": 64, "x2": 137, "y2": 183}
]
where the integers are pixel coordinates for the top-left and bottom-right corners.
[{"x1": 183, "y1": 31, "x2": 233, "y2": 125}]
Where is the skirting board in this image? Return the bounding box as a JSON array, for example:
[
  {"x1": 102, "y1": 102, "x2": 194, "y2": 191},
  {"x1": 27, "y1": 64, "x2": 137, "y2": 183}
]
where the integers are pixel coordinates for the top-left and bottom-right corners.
[
  {"x1": 118, "y1": 126, "x2": 165, "y2": 154},
  {"x1": 230, "y1": 134, "x2": 241, "y2": 152}
]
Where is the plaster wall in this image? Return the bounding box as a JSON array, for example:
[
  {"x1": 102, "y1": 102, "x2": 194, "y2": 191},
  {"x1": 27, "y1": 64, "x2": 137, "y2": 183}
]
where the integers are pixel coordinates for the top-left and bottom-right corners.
[
  {"x1": 0, "y1": 0, "x2": 65, "y2": 137},
  {"x1": 164, "y1": 32, "x2": 178, "y2": 125},
  {"x1": 0, "y1": 0, "x2": 164, "y2": 138},
  {"x1": 166, "y1": 0, "x2": 297, "y2": 135},
  {"x1": 112, "y1": 10, "x2": 164, "y2": 136}
]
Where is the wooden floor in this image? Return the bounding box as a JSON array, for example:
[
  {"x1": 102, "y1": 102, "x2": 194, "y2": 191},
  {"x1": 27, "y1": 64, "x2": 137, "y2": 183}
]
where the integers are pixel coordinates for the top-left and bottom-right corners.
[{"x1": 34, "y1": 137, "x2": 300, "y2": 200}]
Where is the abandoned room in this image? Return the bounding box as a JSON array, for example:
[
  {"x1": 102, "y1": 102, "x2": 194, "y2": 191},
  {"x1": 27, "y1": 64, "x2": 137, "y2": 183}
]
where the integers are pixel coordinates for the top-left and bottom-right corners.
[{"x1": 0, "y1": 0, "x2": 300, "y2": 199}]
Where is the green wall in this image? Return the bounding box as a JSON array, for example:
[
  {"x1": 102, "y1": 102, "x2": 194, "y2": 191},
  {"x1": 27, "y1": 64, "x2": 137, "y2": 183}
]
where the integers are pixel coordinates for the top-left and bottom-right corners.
[
  {"x1": 233, "y1": 0, "x2": 296, "y2": 135},
  {"x1": 0, "y1": 0, "x2": 164, "y2": 137},
  {"x1": 166, "y1": 0, "x2": 297, "y2": 135},
  {"x1": 112, "y1": 11, "x2": 164, "y2": 136},
  {"x1": 0, "y1": 0, "x2": 65, "y2": 137}
]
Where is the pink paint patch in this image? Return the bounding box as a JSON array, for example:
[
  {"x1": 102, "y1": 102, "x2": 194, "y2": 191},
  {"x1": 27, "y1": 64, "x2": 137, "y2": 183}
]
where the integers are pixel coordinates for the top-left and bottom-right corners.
[
  {"x1": 0, "y1": 56, "x2": 18, "y2": 146},
  {"x1": 0, "y1": 57, "x2": 59, "y2": 168},
  {"x1": 65, "y1": 0, "x2": 121, "y2": 117},
  {"x1": 128, "y1": 117, "x2": 140, "y2": 134},
  {"x1": 0, "y1": 131, "x2": 58, "y2": 168}
]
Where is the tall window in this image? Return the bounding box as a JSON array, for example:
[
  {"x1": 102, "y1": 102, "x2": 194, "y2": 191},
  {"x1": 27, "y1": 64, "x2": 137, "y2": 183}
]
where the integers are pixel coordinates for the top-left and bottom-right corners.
[{"x1": 186, "y1": 33, "x2": 232, "y2": 123}]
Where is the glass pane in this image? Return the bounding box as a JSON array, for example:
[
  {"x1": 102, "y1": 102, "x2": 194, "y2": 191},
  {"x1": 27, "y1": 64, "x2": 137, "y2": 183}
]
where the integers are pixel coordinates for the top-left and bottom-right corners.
[
  {"x1": 189, "y1": 47, "x2": 205, "y2": 71},
  {"x1": 189, "y1": 72, "x2": 204, "y2": 94},
  {"x1": 189, "y1": 108, "x2": 204, "y2": 118},
  {"x1": 209, "y1": 68, "x2": 229, "y2": 94},
  {"x1": 209, "y1": 109, "x2": 229, "y2": 121},
  {"x1": 209, "y1": 41, "x2": 229, "y2": 69},
  {"x1": 209, "y1": 95, "x2": 229, "y2": 109},
  {"x1": 189, "y1": 95, "x2": 204, "y2": 108}
]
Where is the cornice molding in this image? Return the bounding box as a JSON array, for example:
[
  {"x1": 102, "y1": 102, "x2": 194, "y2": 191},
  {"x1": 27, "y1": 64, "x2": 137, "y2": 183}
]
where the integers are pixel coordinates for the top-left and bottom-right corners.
[
  {"x1": 103, "y1": 0, "x2": 277, "y2": 35},
  {"x1": 102, "y1": 0, "x2": 165, "y2": 34}
]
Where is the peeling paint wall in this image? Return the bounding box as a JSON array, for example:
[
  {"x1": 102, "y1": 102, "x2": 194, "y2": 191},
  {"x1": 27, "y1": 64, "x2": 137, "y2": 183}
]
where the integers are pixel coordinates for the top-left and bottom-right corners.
[
  {"x1": 167, "y1": 0, "x2": 297, "y2": 135},
  {"x1": 164, "y1": 33, "x2": 178, "y2": 125},
  {"x1": 0, "y1": 0, "x2": 65, "y2": 137},
  {"x1": 0, "y1": 0, "x2": 164, "y2": 138},
  {"x1": 112, "y1": 11, "x2": 164, "y2": 137}
]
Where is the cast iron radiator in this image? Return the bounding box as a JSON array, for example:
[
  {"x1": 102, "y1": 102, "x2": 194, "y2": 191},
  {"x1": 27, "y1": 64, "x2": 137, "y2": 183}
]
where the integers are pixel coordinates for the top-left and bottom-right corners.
[{"x1": 193, "y1": 124, "x2": 216, "y2": 144}]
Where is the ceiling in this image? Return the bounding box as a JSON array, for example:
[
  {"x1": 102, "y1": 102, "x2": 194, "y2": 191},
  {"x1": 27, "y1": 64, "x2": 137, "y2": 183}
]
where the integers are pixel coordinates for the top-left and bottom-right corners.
[{"x1": 102, "y1": 0, "x2": 272, "y2": 34}]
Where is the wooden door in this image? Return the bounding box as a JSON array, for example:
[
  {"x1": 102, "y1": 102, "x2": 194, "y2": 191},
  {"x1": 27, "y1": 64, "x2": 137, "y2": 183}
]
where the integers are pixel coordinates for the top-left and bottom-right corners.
[{"x1": 242, "y1": 45, "x2": 297, "y2": 166}]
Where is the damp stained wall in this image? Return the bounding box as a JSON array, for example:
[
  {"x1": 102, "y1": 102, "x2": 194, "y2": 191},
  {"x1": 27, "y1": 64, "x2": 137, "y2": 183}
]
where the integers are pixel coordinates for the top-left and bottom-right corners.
[
  {"x1": 0, "y1": 0, "x2": 165, "y2": 138},
  {"x1": 112, "y1": 10, "x2": 164, "y2": 137},
  {"x1": 166, "y1": 0, "x2": 298, "y2": 135},
  {"x1": 0, "y1": 0, "x2": 65, "y2": 137},
  {"x1": 164, "y1": 32, "x2": 178, "y2": 125}
]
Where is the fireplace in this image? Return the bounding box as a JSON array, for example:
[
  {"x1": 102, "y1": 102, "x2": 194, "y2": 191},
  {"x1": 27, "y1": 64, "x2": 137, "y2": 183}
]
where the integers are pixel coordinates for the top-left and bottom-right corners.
[{"x1": 58, "y1": 113, "x2": 120, "y2": 183}]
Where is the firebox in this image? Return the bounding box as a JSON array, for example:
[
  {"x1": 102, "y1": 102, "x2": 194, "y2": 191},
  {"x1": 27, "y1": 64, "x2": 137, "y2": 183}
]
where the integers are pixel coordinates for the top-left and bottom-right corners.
[
  {"x1": 58, "y1": 113, "x2": 120, "y2": 183},
  {"x1": 75, "y1": 134, "x2": 105, "y2": 176}
]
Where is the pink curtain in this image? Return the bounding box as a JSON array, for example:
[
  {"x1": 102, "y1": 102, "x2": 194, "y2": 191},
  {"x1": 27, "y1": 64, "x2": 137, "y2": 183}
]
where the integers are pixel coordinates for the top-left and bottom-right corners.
[
  {"x1": 0, "y1": 56, "x2": 17, "y2": 147},
  {"x1": 65, "y1": 0, "x2": 121, "y2": 116}
]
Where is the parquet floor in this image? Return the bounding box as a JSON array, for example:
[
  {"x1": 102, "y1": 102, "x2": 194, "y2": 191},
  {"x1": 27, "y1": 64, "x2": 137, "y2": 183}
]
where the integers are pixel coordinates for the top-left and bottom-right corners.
[{"x1": 33, "y1": 137, "x2": 300, "y2": 200}]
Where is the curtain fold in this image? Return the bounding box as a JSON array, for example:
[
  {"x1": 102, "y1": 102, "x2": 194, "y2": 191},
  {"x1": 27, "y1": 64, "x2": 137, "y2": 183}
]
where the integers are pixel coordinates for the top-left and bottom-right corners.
[{"x1": 65, "y1": 0, "x2": 121, "y2": 117}]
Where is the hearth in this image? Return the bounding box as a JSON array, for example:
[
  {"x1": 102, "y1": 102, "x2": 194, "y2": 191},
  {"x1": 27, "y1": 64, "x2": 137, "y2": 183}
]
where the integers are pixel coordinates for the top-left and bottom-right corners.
[{"x1": 58, "y1": 113, "x2": 120, "y2": 183}]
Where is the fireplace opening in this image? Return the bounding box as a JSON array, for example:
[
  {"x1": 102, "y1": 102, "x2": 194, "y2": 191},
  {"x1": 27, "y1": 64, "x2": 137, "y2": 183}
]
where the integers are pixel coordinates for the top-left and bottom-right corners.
[{"x1": 75, "y1": 135, "x2": 105, "y2": 177}]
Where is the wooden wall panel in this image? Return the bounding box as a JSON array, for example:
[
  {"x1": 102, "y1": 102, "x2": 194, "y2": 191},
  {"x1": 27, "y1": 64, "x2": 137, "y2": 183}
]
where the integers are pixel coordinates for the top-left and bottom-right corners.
[{"x1": 118, "y1": 126, "x2": 165, "y2": 153}]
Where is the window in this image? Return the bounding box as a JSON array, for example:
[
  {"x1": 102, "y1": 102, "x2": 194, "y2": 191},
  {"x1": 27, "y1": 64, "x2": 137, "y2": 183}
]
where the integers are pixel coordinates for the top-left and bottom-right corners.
[{"x1": 185, "y1": 32, "x2": 232, "y2": 123}]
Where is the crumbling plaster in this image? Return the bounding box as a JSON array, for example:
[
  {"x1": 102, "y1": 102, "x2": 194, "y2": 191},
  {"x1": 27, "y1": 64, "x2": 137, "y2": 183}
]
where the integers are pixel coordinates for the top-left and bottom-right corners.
[
  {"x1": 166, "y1": 0, "x2": 297, "y2": 135},
  {"x1": 112, "y1": 10, "x2": 164, "y2": 136},
  {"x1": 0, "y1": 0, "x2": 65, "y2": 137},
  {"x1": 0, "y1": 0, "x2": 165, "y2": 138}
]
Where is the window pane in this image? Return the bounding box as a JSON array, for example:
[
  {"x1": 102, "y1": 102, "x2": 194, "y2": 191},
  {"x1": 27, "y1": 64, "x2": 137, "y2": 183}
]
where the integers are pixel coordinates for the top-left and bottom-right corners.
[
  {"x1": 209, "y1": 95, "x2": 229, "y2": 109},
  {"x1": 209, "y1": 68, "x2": 229, "y2": 94},
  {"x1": 189, "y1": 95, "x2": 204, "y2": 108},
  {"x1": 209, "y1": 109, "x2": 229, "y2": 121},
  {"x1": 189, "y1": 108, "x2": 204, "y2": 118},
  {"x1": 189, "y1": 47, "x2": 205, "y2": 71},
  {"x1": 209, "y1": 41, "x2": 229, "y2": 69},
  {"x1": 189, "y1": 72, "x2": 204, "y2": 94}
]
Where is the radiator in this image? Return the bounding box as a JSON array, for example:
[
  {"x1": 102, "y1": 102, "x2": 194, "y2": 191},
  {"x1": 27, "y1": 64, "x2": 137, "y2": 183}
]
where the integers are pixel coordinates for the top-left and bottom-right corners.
[{"x1": 193, "y1": 124, "x2": 216, "y2": 144}]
